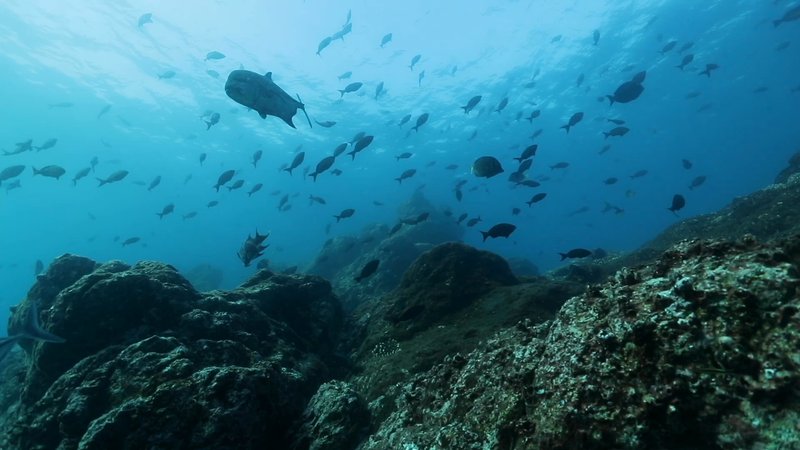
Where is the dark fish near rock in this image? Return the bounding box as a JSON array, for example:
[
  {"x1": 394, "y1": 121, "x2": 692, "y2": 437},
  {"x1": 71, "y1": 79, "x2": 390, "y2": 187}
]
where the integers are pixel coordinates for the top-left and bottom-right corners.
[
  {"x1": 157, "y1": 203, "x2": 174, "y2": 219},
  {"x1": 774, "y1": 5, "x2": 800, "y2": 27},
  {"x1": 480, "y1": 223, "x2": 516, "y2": 242},
  {"x1": 461, "y1": 95, "x2": 482, "y2": 114},
  {"x1": 214, "y1": 169, "x2": 235, "y2": 192},
  {"x1": 412, "y1": 113, "x2": 429, "y2": 132},
  {"x1": 559, "y1": 248, "x2": 592, "y2": 260},
  {"x1": 284, "y1": 152, "x2": 305, "y2": 175},
  {"x1": 676, "y1": 54, "x2": 694, "y2": 70},
  {"x1": 339, "y1": 82, "x2": 363, "y2": 98},
  {"x1": 560, "y1": 112, "x2": 584, "y2": 133},
  {"x1": 668, "y1": 194, "x2": 686, "y2": 215},
  {"x1": 355, "y1": 259, "x2": 380, "y2": 282},
  {"x1": 225, "y1": 70, "x2": 311, "y2": 128},
  {"x1": 472, "y1": 156, "x2": 503, "y2": 178},
  {"x1": 395, "y1": 169, "x2": 417, "y2": 184},
  {"x1": 97, "y1": 170, "x2": 128, "y2": 186},
  {"x1": 237, "y1": 231, "x2": 269, "y2": 267},
  {"x1": 311, "y1": 156, "x2": 335, "y2": 181},
  {"x1": 0, "y1": 301, "x2": 65, "y2": 363},
  {"x1": 334, "y1": 208, "x2": 355, "y2": 222},
  {"x1": 514, "y1": 144, "x2": 538, "y2": 162},
  {"x1": 252, "y1": 150, "x2": 262, "y2": 167},
  {"x1": 689, "y1": 175, "x2": 707, "y2": 190},
  {"x1": 315, "y1": 120, "x2": 336, "y2": 128},
  {"x1": 603, "y1": 126, "x2": 630, "y2": 139},
  {"x1": 33, "y1": 165, "x2": 66, "y2": 180}
]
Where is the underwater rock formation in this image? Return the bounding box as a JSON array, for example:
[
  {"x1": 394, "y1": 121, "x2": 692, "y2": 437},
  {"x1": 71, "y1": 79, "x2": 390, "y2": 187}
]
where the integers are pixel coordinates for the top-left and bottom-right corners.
[
  {"x1": 774, "y1": 150, "x2": 800, "y2": 184},
  {"x1": 292, "y1": 380, "x2": 371, "y2": 450},
  {"x1": 182, "y1": 263, "x2": 225, "y2": 291},
  {"x1": 1, "y1": 256, "x2": 343, "y2": 450},
  {"x1": 361, "y1": 234, "x2": 800, "y2": 449}
]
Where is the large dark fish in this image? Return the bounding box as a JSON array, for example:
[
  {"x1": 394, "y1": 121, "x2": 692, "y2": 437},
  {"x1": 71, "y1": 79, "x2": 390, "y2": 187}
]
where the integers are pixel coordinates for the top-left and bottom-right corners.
[
  {"x1": 480, "y1": 223, "x2": 516, "y2": 241},
  {"x1": 33, "y1": 165, "x2": 66, "y2": 180},
  {"x1": 0, "y1": 165, "x2": 25, "y2": 185},
  {"x1": 526, "y1": 193, "x2": 547, "y2": 206},
  {"x1": 97, "y1": 170, "x2": 128, "y2": 186},
  {"x1": 284, "y1": 152, "x2": 305, "y2": 175},
  {"x1": 225, "y1": 70, "x2": 311, "y2": 129},
  {"x1": 347, "y1": 135, "x2": 374, "y2": 160},
  {"x1": 311, "y1": 156, "x2": 335, "y2": 181},
  {"x1": 559, "y1": 248, "x2": 592, "y2": 260},
  {"x1": 214, "y1": 169, "x2": 235, "y2": 191},
  {"x1": 513, "y1": 144, "x2": 538, "y2": 162},
  {"x1": 412, "y1": 113, "x2": 429, "y2": 132},
  {"x1": 472, "y1": 156, "x2": 503, "y2": 178},
  {"x1": 607, "y1": 72, "x2": 645, "y2": 105},
  {"x1": 668, "y1": 194, "x2": 686, "y2": 215}
]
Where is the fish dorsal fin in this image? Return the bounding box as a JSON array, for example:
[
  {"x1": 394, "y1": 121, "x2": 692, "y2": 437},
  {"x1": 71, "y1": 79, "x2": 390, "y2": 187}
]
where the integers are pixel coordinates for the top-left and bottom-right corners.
[{"x1": 264, "y1": 72, "x2": 273, "y2": 80}]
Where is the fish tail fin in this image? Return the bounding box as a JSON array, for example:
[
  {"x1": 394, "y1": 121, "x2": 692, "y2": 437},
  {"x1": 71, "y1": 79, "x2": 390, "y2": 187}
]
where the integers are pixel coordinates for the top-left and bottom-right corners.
[
  {"x1": 348, "y1": 151, "x2": 356, "y2": 160},
  {"x1": 157, "y1": 212, "x2": 163, "y2": 219},
  {"x1": 97, "y1": 178, "x2": 107, "y2": 187},
  {"x1": 32, "y1": 167, "x2": 39, "y2": 176},
  {"x1": 480, "y1": 231, "x2": 489, "y2": 242},
  {"x1": 559, "y1": 253, "x2": 568, "y2": 261},
  {"x1": 205, "y1": 121, "x2": 212, "y2": 130},
  {"x1": 526, "y1": 201, "x2": 533, "y2": 207},
  {"x1": 338, "y1": 90, "x2": 345, "y2": 98},
  {"x1": 334, "y1": 215, "x2": 341, "y2": 222},
  {"x1": 526, "y1": 117, "x2": 532, "y2": 123},
  {"x1": 676, "y1": 65, "x2": 684, "y2": 70},
  {"x1": 561, "y1": 125, "x2": 570, "y2": 133},
  {"x1": 606, "y1": 95, "x2": 615, "y2": 105},
  {"x1": 395, "y1": 178, "x2": 402, "y2": 184},
  {"x1": 214, "y1": 185, "x2": 220, "y2": 192},
  {"x1": 296, "y1": 94, "x2": 312, "y2": 128},
  {"x1": 461, "y1": 107, "x2": 469, "y2": 114},
  {"x1": 412, "y1": 126, "x2": 418, "y2": 132},
  {"x1": 311, "y1": 173, "x2": 318, "y2": 182},
  {"x1": 285, "y1": 168, "x2": 293, "y2": 176}
]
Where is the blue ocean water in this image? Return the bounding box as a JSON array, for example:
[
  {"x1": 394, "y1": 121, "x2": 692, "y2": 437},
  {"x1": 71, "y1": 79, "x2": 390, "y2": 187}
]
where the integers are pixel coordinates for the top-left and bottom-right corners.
[{"x1": 1, "y1": 0, "x2": 798, "y2": 333}]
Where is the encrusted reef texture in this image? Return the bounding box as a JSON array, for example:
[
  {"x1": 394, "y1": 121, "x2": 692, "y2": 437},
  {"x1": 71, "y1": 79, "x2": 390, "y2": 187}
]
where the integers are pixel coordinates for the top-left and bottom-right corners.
[
  {"x1": 361, "y1": 235, "x2": 800, "y2": 449},
  {"x1": 1, "y1": 255, "x2": 343, "y2": 450}
]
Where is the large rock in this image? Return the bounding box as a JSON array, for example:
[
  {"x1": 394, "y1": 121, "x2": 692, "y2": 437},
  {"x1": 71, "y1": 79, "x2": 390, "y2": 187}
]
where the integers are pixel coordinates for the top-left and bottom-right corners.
[
  {"x1": 1, "y1": 257, "x2": 344, "y2": 450},
  {"x1": 361, "y1": 234, "x2": 800, "y2": 449},
  {"x1": 292, "y1": 380, "x2": 370, "y2": 450}
]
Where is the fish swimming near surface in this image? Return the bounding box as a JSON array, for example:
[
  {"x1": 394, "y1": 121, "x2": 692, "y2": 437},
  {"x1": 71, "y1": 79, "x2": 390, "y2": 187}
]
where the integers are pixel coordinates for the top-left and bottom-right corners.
[
  {"x1": 412, "y1": 113, "x2": 429, "y2": 132},
  {"x1": 668, "y1": 194, "x2": 686, "y2": 215},
  {"x1": 0, "y1": 300, "x2": 65, "y2": 363},
  {"x1": 559, "y1": 248, "x2": 592, "y2": 260},
  {"x1": 560, "y1": 112, "x2": 584, "y2": 133},
  {"x1": 33, "y1": 165, "x2": 66, "y2": 180},
  {"x1": 355, "y1": 259, "x2": 380, "y2": 282},
  {"x1": 607, "y1": 71, "x2": 645, "y2": 105},
  {"x1": 213, "y1": 169, "x2": 235, "y2": 192},
  {"x1": 225, "y1": 70, "x2": 312, "y2": 128},
  {"x1": 773, "y1": 5, "x2": 800, "y2": 27},
  {"x1": 480, "y1": 223, "x2": 516, "y2": 241},
  {"x1": 461, "y1": 95, "x2": 482, "y2": 114},
  {"x1": 97, "y1": 170, "x2": 128, "y2": 186},
  {"x1": 339, "y1": 82, "x2": 363, "y2": 98},
  {"x1": 472, "y1": 156, "x2": 504, "y2": 178},
  {"x1": 380, "y1": 33, "x2": 392, "y2": 48},
  {"x1": 284, "y1": 152, "x2": 306, "y2": 175}
]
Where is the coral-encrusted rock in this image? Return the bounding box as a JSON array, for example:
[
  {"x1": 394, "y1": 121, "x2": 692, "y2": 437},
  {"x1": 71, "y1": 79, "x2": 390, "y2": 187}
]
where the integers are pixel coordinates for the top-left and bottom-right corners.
[
  {"x1": 362, "y1": 235, "x2": 800, "y2": 449},
  {"x1": 385, "y1": 242, "x2": 518, "y2": 334},
  {"x1": 1, "y1": 260, "x2": 344, "y2": 450},
  {"x1": 775, "y1": 151, "x2": 800, "y2": 184},
  {"x1": 292, "y1": 380, "x2": 370, "y2": 450}
]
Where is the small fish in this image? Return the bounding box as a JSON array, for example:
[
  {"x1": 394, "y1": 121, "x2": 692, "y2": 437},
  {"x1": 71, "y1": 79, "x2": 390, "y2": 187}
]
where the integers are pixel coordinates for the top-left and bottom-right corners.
[
  {"x1": 418, "y1": 71, "x2": 425, "y2": 87},
  {"x1": 148, "y1": 175, "x2": 161, "y2": 191},
  {"x1": 315, "y1": 120, "x2": 336, "y2": 128},
  {"x1": 603, "y1": 126, "x2": 630, "y2": 139},
  {"x1": 682, "y1": 159, "x2": 693, "y2": 170},
  {"x1": 251, "y1": 150, "x2": 263, "y2": 168},
  {"x1": 207, "y1": 200, "x2": 219, "y2": 208},
  {"x1": 0, "y1": 165, "x2": 26, "y2": 184},
  {"x1": 248, "y1": 183, "x2": 263, "y2": 197},
  {"x1": 526, "y1": 193, "x2": 547, "y2": 206},
  {"x1": 206, "y1": 70, "x2": 220, "y2": 79},
  {"x1": 398, "y1": 114, "x2": 412, "y2": 126},
  {"x1": 550, "y1": 162, "x2": 569, "y2": 170},
  {"x1": 199, "y1": 153, "x2": 207, "y2": 166},
  {"x1": 347, "y1": 135, "x2": 374, "y2": 160},
  {"x1": 698, "y1": 63, "x2": 719, "y2": 78},
  {"x1": 660, "y1": 40, "x2": 677, "y2": 54},
  {"x1": 337, "y1": 71, "x2": 352, "y2": 80},
  {"x1": 137, "y1": 13, "x2": 153, "y2": 28},
  {"x1": 607, "y1": 118, "x2": 626, "y2": 125},
  {"x1": 333, "y1": 143, "x2": 349, "y2": 158},
  {"x1": 316, "y1": 36, "x2": 332, "y2": 56},
  {"x1": 375, "y1": 81, "x2": 385, "y2": 100},
  {"x1": 311, "y1": 156, "x2": 336, "y2": 181},
  {"x1": 576, "y1": 73, "x2": 585, "y2": 87},
  {"x1": 339, "y1": 82, "x2": 363, "y2": 98},
  {"x1": 445, "y1": 164, "x2": 458, "y2": 170},
  {"x1": 355, "y1": 259, "x2": 380, "y2": 282},
  {"x1": 461, "y1": 95, "x2": 482, "y2": 114},
  {"x1": 495, "y1": 97, "x2": 509, "y2": 113},
  {"x1": 34, "y1": 138, "x2": 58, "y2": 151},
  {"x1": 455, "y1": 189, "x2": 463, "y2": 202},
  {"x1": 559, "y1": 248, "x2": 592, "y2": 260},
  {"x1": 466, "y1": 216, "x2": 482, "y2": 227},
  {"x1": 157, "y1": 203, "x2": 175, "y2": 219},
  {"x1": 158, "y1": 70, "x2": 176, "y2": 80},
  {"x1": 593, "y1": 29, "x2": 600, "y2": 46},
  {"x1": 676, "y1": 54, "x2": 694, "y2": 70},
  {"x1": 380, "y1": 33, "x2": 393, "y2": 48},
  {"x1": 204, "y1": 51, "x2": 225, "y2": 61},
  {"x1": 396, "y1": 152, "x2": 413, "y2": 161},
  {"x1": 560, "y1": 112, "x2": 584, "y2": 133},
  {"x1": 526, "y1": 110, "x2": 541, "y2": 122},
  {"x1": 409, "y1": 54, "x2": 421, "y2": 70},
  {"x1": 773, "y1": 5, "x2": 800, "y2": 27},
  {"x1": 182, "y1": 212, "x2": 197, "y2": 220},
  {"x1": 679, "y1": 41, "x2": 694, "y2": 53},
  {"x1": 412, "y1": 113, "x2": 429, "y2": 132},
  {"x1": 71, "y1": 167, "x2": 91, "y2": 186},
  {"x1": 395, "y1": 169, "x2": 417, "y2": 184},
  {"x1": 32, "y1": 165, "x2": 66, "y2": 180},
  {"x1": 689, "y1": 175, "x2": 707, "y2": 190},
  {"x1": 603, "y1": 177, "x2": 618, "y2": 185},
  {"x1": 630, "y1": 169, "x2": 648, "y2": 179},
  {"x1": 284, "y1": 152, "x2": 305, "y2": 175},
  {"x1": 97, "y1": 104, "x2": 112, "y2": 119},
  {"x1": 668, "y1": 194, "x2": 686, "y2": 215},
  {"x1": 213, "y1": 169, "x2": 235, "y2": 191},
  {"x1": 512, "y1": 207, "x2": 521, "y2": 216},
  {"x1": 204, "y1": 112, "x2": 220, "y2": 130},
  {"x1": 775, "y1": 41, "x2": 790, "y2": 52},
  {"x1": 227, "y1": 179, "x2": 245, "y2": 191},
  {"x1": 456, "y1": 213, "x2": 468, "y2": 224},
  {"x1": 309, "y1": 195, "x2": 326, "y2": 205},
  {"x1": 480, "y1": 223, "x2": 516, "y2": 241},
  {"x1": 97, "y1": 170, "x2": 129, "y2": 186},
  {"x1": 122, "y1": 237, "x2": 140, "y2": 246},
  {"x1": 334, "y1": 208, "x2": 355, "y2": 222}
]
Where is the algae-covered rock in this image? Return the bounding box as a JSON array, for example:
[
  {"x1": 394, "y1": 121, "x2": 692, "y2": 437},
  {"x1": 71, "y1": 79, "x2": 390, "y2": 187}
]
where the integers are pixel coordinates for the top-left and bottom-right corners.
[
  {"x1": 292, "y1": 380, "x2": 370, "y2": 450},
  {"x1": 362, "y1": 234, "x2": 800, "y2": 449}
]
